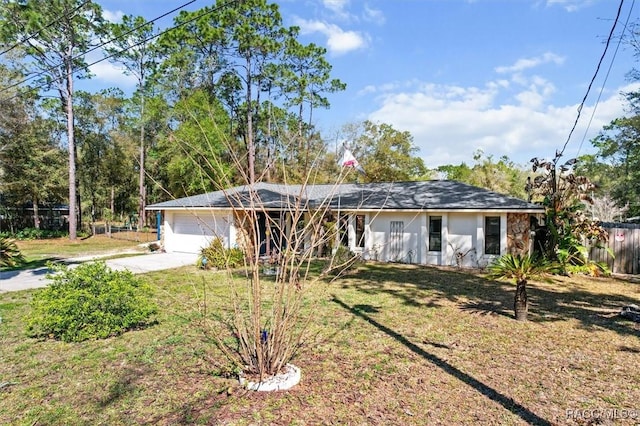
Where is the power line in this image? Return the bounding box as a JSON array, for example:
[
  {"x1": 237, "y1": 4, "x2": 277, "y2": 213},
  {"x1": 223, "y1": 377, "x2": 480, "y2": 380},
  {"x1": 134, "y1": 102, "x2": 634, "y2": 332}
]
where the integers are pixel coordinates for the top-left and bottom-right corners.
[
  {"x1": 0, "y1": 0, "x2": 197, "y2": 99},
  {"x1": 81, "y1": 0, "x2": 239, "y2": 87},
  {"x1": 575, "y1": 0, "x2": 636, "y2": 159},
  {"x1": 557, "y1": 0, "x2": 626, "y2": 160},
  {"x1": 0, "y1": 1, "x2": 91, "y2": 58}
]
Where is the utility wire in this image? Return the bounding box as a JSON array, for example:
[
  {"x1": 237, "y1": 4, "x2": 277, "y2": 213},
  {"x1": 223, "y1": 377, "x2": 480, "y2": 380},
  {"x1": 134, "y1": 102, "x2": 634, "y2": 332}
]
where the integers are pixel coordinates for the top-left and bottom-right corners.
[
  {"x1": 0, "y1": 0, "x2": 197, "y2": 99},
  {"x1": 575, "y1": 0, "x2": 635, "y2": 159},
  {"x1": 0, "y1": 1, "x2": 91, "y2": 58},
  {"x1": 558, "y1": 0, "x2": 625, "y2": 160},
  {"x1": 81, "y1": 0, "x2": 238, "y2": 86}
]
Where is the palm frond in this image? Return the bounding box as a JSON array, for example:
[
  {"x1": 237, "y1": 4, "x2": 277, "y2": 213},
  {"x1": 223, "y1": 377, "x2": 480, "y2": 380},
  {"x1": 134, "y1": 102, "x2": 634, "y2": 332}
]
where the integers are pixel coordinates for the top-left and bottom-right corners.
[{"x1": 0, "y1": 238, "x2": 25, "y2": 268}]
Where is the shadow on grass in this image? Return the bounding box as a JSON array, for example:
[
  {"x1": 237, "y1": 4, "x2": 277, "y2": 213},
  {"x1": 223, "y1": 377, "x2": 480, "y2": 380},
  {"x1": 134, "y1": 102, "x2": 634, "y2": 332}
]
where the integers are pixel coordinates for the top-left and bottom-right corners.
[
  {"x1": 332, "y1": 296, "x2": 552, "y2": 426},
  {"x1": 97, "y1": 365, "x2": 150, "y2": 407},
  {"x1": 0, "y1": 257, "x2": 61, "y2": 274},
  {"x1": 619, "y1": 345, "x2": 640, "y2": 353},
  {"x1": 346, "y1": 263, "x2": 640, "y2": 338}
]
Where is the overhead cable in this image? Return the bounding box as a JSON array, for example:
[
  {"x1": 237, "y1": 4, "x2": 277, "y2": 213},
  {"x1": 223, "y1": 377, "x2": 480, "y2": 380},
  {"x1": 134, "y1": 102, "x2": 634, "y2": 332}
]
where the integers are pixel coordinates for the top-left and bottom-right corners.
[
  {"x1": 558, "y1": 0, "x2": 625, "y2": 160},
  {"x1": 0, "y1": 0, "x2": 197, "y2": 98},
  {"x1": 575, "y1": 0, "x2": 635, "y2": 159},
  {"x1": 0, "y1": 1, "x2": 90, "y2": 58}
]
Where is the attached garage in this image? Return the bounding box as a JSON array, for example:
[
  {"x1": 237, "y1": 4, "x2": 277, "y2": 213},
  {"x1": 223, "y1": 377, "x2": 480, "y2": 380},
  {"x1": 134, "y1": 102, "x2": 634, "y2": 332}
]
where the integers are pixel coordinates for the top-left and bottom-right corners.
[{"x1": 164, "y1": 210, "x2": 232, "y2": 254}]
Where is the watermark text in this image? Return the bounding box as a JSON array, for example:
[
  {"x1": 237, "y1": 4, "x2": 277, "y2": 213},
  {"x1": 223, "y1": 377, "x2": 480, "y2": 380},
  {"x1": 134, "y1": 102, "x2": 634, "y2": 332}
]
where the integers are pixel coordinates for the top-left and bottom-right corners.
[{"x1": 566, "y1": 408, "x2": 638, "y2": 421}]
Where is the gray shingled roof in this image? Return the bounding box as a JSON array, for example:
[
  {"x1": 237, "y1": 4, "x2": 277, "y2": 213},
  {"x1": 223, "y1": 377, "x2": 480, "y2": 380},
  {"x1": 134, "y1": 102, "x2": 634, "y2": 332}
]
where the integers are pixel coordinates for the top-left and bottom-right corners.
[{"x1": 147, "y1": 180, "x2": 543, "y2": 212}]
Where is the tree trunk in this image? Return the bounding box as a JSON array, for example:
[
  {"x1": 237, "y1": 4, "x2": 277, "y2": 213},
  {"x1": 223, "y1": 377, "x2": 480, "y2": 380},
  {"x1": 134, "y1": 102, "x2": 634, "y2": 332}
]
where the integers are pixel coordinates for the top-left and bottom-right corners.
[
  {"x1": 246, "y1": 56, "x2": 255, "y2": 185},
  {"x1": 108, "y1": 186, "x2": 114, "y2": 238},
  {"x1": 33, "y1": 197, "x2": 40, "y2": 230},
  {"x1": 66, "y1": 58, "x2": 77, "y2": 241},
  {"x1": 514, "y1": 279, "x2": 528, "y2": 321},
  {"x1": 138, "y1": 96, "x2": 146, "y2": 232}
]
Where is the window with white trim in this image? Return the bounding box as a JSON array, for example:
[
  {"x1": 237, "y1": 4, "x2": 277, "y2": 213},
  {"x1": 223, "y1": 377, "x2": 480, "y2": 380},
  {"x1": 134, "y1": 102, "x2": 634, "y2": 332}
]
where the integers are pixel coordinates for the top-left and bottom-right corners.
[{"x1": 428, "y1": 216, "x2": 442, "y2": 251}]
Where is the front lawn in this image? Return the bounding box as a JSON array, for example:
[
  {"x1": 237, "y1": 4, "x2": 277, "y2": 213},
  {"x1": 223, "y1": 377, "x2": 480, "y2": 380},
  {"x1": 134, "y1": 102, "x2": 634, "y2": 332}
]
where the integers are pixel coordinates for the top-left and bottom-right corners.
[
  {"x1": 1, "y1": 263, "x2": 639, "y2": 425},
  {"x1": 8, "y1": 235, "x2": 147, "y2": 270}
]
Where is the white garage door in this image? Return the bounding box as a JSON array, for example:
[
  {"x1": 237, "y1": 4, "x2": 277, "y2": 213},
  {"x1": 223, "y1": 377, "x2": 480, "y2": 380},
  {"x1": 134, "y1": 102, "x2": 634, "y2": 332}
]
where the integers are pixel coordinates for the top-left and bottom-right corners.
[{"x1": 169, "y1": 212, "x2": 230, "y2": 253}]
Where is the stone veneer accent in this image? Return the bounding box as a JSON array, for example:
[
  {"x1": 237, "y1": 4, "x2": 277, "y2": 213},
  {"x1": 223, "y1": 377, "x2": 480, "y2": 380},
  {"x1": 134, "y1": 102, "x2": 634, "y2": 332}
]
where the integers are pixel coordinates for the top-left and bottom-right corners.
[{"x1": 507, "y1": 213, "x2": 530, "y2": 256}]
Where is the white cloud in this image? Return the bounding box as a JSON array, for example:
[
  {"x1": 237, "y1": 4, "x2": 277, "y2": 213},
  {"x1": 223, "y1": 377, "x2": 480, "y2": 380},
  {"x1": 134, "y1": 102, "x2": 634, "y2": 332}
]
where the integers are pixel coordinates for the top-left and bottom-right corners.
[
  {"x1": 363, "y1": 5, "x2": 385, "y2": 25},
  {"x1": 323, "y1": 0, "x2": 349, "y2": 14},
  {"x1": 294, "y1": 18, "x2": 368, "y2": 55},
  {"x1": 103, "y1": 8, "x2": 124, "y2": 23},
  {"x1": 495, "y1": 52, "x2": 565, "y2": 74},
  {"x1": 366, "y1": 80, "x2": 637, "y2": 169},
  {"x1": 544, "y1": 0, "x2": 595, "y2": 12},
  {"x1": 88, "y1": 60, "x2": 137, "y2": 88},
  {"x1": 513, "y1": 76, "x2": 556, "y2": 109}
]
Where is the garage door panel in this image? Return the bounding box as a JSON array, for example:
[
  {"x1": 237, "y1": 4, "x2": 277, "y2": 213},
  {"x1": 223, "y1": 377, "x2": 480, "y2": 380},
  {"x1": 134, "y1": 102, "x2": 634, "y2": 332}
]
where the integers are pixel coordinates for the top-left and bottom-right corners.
[{"x1": 169, "y1": 213, "x2": 230, "y2": 253}]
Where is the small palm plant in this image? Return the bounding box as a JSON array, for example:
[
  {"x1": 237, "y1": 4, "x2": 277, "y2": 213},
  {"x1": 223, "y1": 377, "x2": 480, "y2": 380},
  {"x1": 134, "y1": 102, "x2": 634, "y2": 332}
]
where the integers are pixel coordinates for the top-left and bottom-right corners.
[
  {"x1": 486, "y1": 253, "x2": 556, "y2": 321},
  {"x1": 0, "y1": 237, "x2": 25, "y2": 268}
]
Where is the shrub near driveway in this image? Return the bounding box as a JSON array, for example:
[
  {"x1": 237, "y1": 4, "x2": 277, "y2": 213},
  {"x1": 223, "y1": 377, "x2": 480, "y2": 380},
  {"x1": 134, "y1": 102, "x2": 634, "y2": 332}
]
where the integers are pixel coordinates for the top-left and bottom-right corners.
[{"x1": 25, "y1": 262, "x2": 157, "y2": 342}]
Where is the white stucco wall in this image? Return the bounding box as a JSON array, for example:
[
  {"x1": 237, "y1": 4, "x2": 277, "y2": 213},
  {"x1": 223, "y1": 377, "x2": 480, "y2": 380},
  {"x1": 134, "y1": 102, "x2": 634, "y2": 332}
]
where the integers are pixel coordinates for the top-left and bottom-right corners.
[
  {"x1": 360, "y1": 210, "x2": 507, "y2": 267},
  {"x1": 161, "y1": 208, "x2": 511, "y2": 267},
  {"x1": 446, "y1": 213, "x2": 478, "y2": 267},
  {"x1": 363, "y1": 212, "x2": 423, "y2": 263}
]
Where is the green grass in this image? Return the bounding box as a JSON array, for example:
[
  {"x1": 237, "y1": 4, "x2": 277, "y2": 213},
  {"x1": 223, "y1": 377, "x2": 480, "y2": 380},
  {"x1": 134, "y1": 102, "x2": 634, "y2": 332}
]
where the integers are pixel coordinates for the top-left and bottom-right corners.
[
  {"x1": 2, "y1": 235, "x2": 147, "y2": 271},
  {"x1": 1, "y1": 262, "x2": 639, "y2": 425}
]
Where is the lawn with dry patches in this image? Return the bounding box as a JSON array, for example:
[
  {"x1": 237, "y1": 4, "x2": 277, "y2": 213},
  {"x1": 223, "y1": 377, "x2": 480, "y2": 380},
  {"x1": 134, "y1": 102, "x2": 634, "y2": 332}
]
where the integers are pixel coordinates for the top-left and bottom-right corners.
[{"x1": 1, "y1": 263, "x2": 639, "y2": 425}]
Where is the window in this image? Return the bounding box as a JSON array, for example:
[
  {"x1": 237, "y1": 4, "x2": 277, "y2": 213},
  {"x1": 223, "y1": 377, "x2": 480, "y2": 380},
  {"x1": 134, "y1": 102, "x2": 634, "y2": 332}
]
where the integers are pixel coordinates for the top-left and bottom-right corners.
[
  {"x1": 339, "y1": 214, "x2": 349, "y2": 247},
  {"x1": 485, "y1": 216, "x2": 501, "y2": 255},
  {"x1": 355, "y1": 215, "x2": 365, "y2": 248},
  {"x1": 428, "y1": 216, "x2": 442, "y2": 251}
]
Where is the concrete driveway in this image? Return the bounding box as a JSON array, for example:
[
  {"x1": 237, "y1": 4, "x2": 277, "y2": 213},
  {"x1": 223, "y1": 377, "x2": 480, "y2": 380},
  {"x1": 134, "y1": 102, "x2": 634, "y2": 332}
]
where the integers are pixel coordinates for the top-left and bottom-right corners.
[{"x1": 0, "y1": 252, "x2": 198, "y2": 293}]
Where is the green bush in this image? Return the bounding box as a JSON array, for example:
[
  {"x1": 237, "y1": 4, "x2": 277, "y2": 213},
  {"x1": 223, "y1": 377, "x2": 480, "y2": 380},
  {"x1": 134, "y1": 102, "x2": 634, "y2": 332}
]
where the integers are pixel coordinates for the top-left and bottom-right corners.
[
  {"x1": 0, "y1": 228, "x2": 70, "y2": 240},
  {"x1": 198, "y1": 238, "x2": 245, "y2": 269},
  {"x1": 26, "y1": 262, "x2": 157, "y2": 342}
]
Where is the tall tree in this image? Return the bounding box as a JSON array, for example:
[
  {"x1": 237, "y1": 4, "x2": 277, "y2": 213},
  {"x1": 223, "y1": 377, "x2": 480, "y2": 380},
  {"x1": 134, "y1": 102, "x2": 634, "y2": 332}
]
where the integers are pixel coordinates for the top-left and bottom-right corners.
[
  {"x1": 437, "y1": 150, "x2": 529, "y2": 198},
  {"x1": 159, "y1": 0, "x2": 345, "y2": 185},
  {"x1": 0, "y1": 0, "x2": 105, "y2": 239},
  {"x1": 275, "y1": 40, "x2": 345, "y2": 177},
  {"x1": 74, "y1": 89, "x2": 137, "y2": 229},
  {"x1": 435, "y1": 163, "x2": 473, "y2": 183},
  {"x1": 105, "y1": 15, "x2": 161, "y2": 230},
  {"x1": 342, "y1": 120, "x2": 429, "y2": 182},
  {"x1": 0, "y1": 115, "x2": 66, "y2": 229},
  {"x1": 584, "y1": 116, "x2": 640, "y2": 217},
  {"x1": 0, "y1": 63, "x2": 30, "y2": 154},
  {"x1": 153, "y1": 89, "x2": 233, "y2": 198}
]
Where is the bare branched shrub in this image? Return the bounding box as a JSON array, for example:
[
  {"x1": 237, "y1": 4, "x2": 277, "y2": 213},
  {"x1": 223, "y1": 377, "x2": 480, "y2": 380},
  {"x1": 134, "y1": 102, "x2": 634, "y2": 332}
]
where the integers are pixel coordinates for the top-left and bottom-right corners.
[{"x1": 156, "y1": 113, "x2": 363, "y2": 380}]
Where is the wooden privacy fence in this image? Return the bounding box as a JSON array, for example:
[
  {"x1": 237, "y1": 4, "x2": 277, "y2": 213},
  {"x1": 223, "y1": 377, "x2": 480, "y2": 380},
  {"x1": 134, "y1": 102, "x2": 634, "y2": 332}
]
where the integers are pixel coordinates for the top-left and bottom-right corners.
[{"x1": 589, "y1": 222, "x2": 640, "y2": 275}]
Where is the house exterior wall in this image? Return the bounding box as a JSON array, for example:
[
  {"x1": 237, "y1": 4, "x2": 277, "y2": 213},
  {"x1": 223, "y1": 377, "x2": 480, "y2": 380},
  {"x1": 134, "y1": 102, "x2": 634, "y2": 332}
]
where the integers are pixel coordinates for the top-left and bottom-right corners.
[
  {"x1": 446, "y1": 213, "x2": 477, "y2": 267},
  {"x1": 355, "y1": 211, "x2": 509, "y2": 267},
  {"x1": 162, "y1": 209, "x2": 525, "y2": 267},
  {"x1": 362, "y1": 212, "x2": 422, "y2": 263}
]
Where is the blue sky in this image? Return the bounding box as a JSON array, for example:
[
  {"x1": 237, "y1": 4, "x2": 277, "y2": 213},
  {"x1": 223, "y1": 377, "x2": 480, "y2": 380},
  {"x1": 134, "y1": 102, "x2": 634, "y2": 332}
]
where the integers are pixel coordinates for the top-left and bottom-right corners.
[{"x1": 91, "y1": 0, "x2": 640, "y2": 169}]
